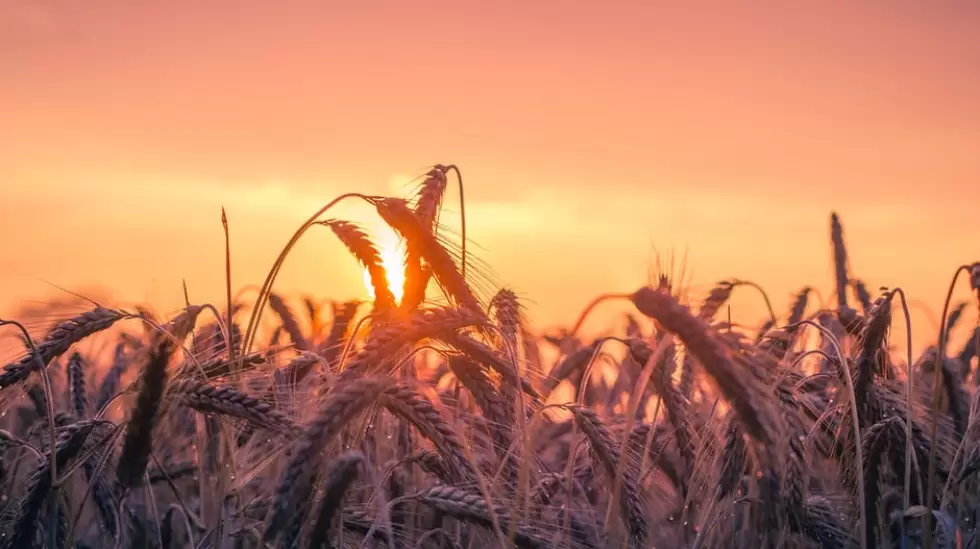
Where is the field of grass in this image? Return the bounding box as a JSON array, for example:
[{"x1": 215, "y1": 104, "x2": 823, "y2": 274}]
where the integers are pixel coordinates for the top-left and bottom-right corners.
[{"x1": 1, "y1": 165, "x2": 978, "y2": 549}]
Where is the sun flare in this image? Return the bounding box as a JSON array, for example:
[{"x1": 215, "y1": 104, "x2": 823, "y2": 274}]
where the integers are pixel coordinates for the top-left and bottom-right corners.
[{"x1": 363, "y1": 227, "x2": 407, "y2": 305}]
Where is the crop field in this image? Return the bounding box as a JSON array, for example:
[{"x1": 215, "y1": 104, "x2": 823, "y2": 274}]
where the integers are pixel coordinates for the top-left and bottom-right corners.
[{"x1": 0, "y1": 165, "x2": 977, "y2": 549}]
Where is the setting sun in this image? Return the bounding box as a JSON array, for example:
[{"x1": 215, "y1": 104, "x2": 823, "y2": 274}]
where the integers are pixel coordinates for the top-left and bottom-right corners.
[{"x1": 363, "y1": 227, "x2": 407, "y2": 305}]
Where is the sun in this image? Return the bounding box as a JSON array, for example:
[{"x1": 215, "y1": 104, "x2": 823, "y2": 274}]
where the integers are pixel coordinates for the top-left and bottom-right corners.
[{"x1": 363, "y1": 227, "x2": 407, "y2": 305}]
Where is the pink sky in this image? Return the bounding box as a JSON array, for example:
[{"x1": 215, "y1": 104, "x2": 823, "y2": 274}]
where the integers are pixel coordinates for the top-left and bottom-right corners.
[{"x1": 2, "y1": 1, "x2": 978, "y2": 352}]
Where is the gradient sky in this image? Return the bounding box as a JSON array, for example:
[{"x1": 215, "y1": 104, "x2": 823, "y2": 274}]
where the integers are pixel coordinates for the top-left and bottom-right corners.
[{"x1": 2, "y1": 1, "x2": 979, "y2": 352}]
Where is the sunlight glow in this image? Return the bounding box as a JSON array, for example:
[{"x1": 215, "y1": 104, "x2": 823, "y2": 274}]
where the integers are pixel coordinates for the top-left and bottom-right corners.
[{"x1": 363, "y1": 227, "x2": 407, "y2": 305}]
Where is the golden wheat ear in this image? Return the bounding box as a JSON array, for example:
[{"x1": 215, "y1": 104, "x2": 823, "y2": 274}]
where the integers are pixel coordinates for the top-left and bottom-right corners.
[
  {"x1": 402, "y1": 166, "x2": 450, "y2": 310},
  {"x1": 319, "y1": 219, "x2": 397, "y2": 314},
  {"x1": 374, "y1": 197, "x2": 486, "y2": 320},
  {"x1": 629, "y1": 286, "x2": 780, "y2": 446}
]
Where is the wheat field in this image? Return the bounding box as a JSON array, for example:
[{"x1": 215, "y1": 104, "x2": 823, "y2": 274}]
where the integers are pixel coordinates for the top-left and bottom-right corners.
[{"x1": 1, "y1": 165, "x2": 978, "y2": 549}]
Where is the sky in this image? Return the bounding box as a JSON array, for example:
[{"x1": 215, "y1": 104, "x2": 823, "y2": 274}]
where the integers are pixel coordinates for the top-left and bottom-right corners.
[{"x1": 2, "y1": 1, "x2": 979, "y2": 353}]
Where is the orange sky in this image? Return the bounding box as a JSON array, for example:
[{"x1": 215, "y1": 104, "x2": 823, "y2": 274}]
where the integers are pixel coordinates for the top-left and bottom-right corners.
[{"x1": 2, "y1": 1, "x2": 979, "y2": 353}]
